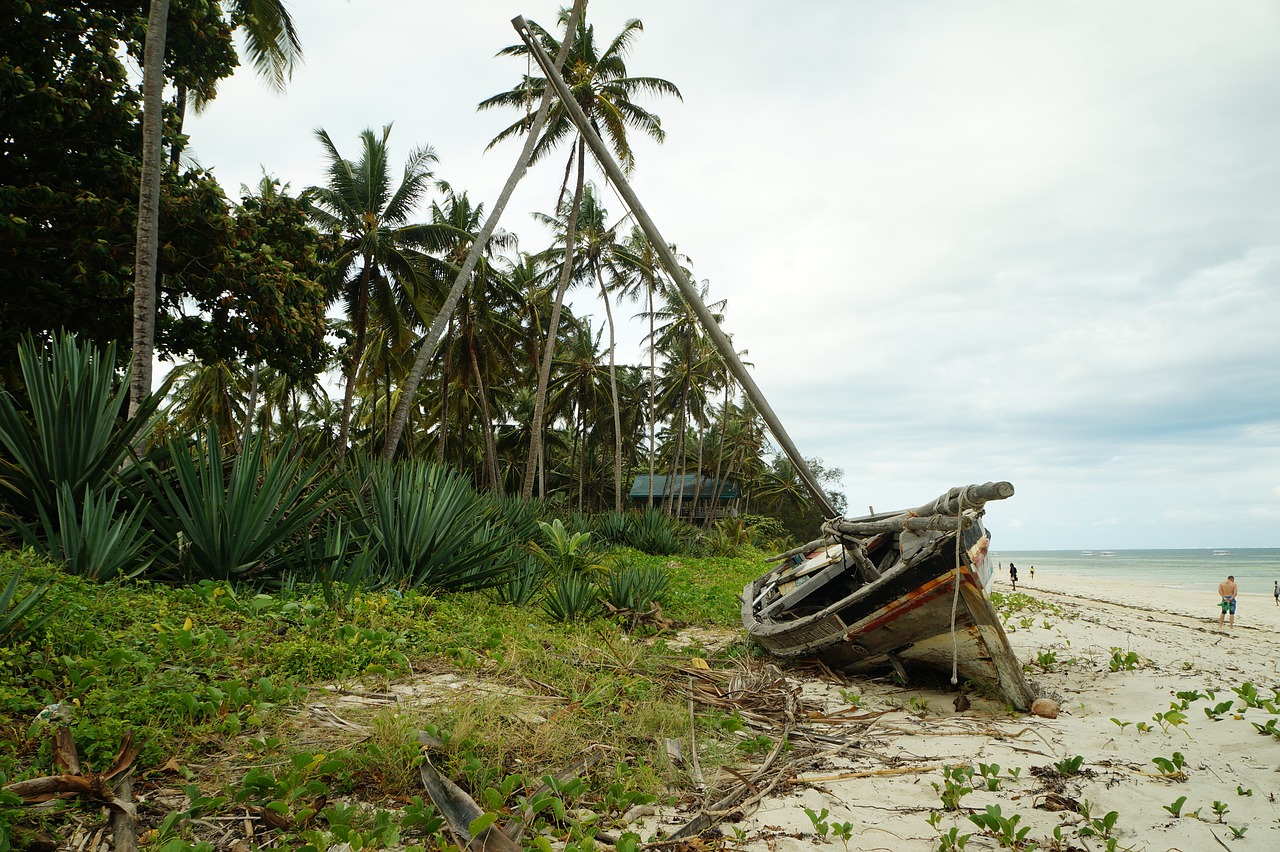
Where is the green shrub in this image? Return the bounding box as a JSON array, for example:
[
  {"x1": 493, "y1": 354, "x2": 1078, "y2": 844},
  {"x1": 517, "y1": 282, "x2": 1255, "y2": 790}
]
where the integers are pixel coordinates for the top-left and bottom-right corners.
[
  {"x1": 601, "y1": 561, "x2": 669, "y2": 612},
  {"x1": 543, "y1": 574, "x2": 599, "y2": 622},
  {"x1": 626, "y1": 509, "x2": 682, "y2": 555},
  {"x1": 530, "y1": 519, "x2": 607, "y2": 577},
  {"x1": 143, "y1": 429, "x2": 335, "y2": 581},
  {"x1": 356, "y1": 460, "x2": 512, "y2": 593}
]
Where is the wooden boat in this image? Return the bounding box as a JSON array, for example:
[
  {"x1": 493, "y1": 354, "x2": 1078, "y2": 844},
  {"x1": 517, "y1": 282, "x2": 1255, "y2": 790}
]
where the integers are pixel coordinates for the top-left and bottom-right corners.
[{"x1": 742, "y1": 482, "x2": 1036, "y2": 710}]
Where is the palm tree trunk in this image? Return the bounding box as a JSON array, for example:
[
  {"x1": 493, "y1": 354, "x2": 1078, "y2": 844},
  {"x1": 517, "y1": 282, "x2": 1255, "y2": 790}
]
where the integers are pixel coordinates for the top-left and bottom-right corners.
[
  {"x1": 711, "y1": 380, "x2": 732, "y2": 510},
  {"x1": 169, "y1": 83, "x2": 186, "y2": 168},
  {"x1": 522, "y1": 138, "x2": 585, "y2": 499},
  {"x1": 692, "y1": 417, "x2": 706, "y2": 521},
  {"x1": 647, "y1": 280, "x2": 656, "y2": 508},
  {"x1": 674, "y1": 377, "x2": 690, "y2": 518},
  {"x1": 469, "y1": 341, "x2": 501, "y2": 491},
  {"x1": 594, "y1": 263, "x2": 623, "y2": 512},
  {"x1": 241, "y1": 361, "x2": 261, "y2": 448},
  {"x1": 437, "y1": 365, "x2": 448, "y2": 465},
  {"x1": 381, "y1": 0, "x2": 587, "y2": 462},
  {"x1": 129, "y1": 0, "x2": 171, "y2": 421},
  {"x1": 579, "y1": 396, "x2": 590, "y2": 511},
  {"x1": 336, "y1": 262, "x2": 371, "y2": 458}
]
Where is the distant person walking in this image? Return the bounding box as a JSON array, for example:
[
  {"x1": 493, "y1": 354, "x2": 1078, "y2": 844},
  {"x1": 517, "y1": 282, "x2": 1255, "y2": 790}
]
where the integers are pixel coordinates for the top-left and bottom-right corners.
[
  {"x1": 1029, "y1": 565, "x2": 1035, "y2": 580},
  {"x1": 1273, "y1": 579, "x2": 1278, "y2": 607},
  {"x1": 1009, "y1": 563, "x2": 1018, "y2": 591},
  {"x1": 1218, "y1": 575, "x2": 1238, "y2": 630}
]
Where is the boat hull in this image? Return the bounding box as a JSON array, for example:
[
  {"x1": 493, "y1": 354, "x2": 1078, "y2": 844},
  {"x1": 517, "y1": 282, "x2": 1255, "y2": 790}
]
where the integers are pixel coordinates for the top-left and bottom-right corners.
[{"x1": 743, "y1": 523, "x2": 1035, "y2": 710}]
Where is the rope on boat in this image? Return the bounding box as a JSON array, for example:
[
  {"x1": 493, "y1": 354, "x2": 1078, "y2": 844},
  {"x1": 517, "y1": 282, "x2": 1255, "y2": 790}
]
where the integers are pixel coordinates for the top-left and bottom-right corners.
[{"x1": 948, "y1": 485, "x2": 977, "y2": 686}]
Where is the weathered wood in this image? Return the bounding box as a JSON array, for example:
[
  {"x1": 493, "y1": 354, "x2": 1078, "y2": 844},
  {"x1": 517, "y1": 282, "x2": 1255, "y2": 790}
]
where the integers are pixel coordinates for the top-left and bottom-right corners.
[
  {"x1": 910, "y1": 481, "x2": 1014, "y2": 516},
  {"x1": 767, "y1": 536, "x2": 837, "y2": 563},
  {"x1": 110, "y1": 771, "x2": 138, "y2": 852},
  {"x1": 54, "y1": 726, "x2": 80, "y2": 775},
  {"x1": 823, "y1": 513, "x2": 968, "y2": 537}
]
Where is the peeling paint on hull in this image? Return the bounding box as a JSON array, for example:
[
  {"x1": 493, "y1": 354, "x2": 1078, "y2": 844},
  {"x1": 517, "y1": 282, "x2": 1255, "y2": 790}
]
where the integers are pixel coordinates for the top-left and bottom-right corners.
[{"x1": 744, "y1": 514, "x2": 1035, "y2": 710}]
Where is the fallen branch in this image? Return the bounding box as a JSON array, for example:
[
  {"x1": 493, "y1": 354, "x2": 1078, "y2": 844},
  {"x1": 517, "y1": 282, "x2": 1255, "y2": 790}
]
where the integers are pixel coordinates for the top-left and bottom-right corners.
[
  {"x1": 3, "y1": 728, "x2": 141, "y2": 850},
  {"x1": 797, "y1": 764, "x2": 943, "y2": 783}
]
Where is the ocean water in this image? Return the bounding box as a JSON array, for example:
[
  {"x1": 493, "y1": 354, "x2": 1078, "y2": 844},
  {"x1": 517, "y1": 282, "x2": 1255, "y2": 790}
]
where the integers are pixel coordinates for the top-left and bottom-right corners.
[{"x1": 989, "y1": 548, "x2": 1280, "y2": 594}]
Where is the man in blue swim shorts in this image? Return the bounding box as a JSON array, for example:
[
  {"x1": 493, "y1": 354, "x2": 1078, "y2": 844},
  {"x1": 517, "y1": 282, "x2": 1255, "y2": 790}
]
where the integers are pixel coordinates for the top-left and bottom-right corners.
[{"x1": 1218, "y1": 575, "x2": 1238, "y2": 630}]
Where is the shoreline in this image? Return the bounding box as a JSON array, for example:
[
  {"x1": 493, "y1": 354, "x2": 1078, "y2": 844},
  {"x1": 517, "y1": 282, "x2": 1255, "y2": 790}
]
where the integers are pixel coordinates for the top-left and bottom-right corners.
[{"x1": 996, "y1": 570, "x2": 1280, "y2": 634}]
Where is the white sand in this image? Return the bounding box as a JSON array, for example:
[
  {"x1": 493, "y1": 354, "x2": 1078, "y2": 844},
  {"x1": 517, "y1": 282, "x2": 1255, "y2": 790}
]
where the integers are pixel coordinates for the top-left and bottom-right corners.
[{"x1": 648, "y1": 572, "x2": 1280, "y2": 851}]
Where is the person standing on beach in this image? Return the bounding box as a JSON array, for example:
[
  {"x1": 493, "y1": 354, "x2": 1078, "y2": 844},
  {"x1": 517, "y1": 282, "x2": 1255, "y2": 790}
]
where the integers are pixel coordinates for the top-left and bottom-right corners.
[
  {"x1": 1274, "y1": 580, "x2": 1278, "y2": 607},
  {"x1": 1218, "y1": 575, "x2": 1238, "y2": 629},
  {"x1": 1009, "y1": 563, "x2": 1018, "y2": 591},
  {"x1": 1029, "y1": 566, "x2": 1035, "y2": 580}
]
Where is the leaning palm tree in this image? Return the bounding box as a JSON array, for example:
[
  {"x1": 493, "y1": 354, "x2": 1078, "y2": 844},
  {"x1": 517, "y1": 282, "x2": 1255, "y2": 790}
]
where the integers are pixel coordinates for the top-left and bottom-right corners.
[
  {"x1": 422, "y1": 183, "x2": 521, "y2": 486},
  {"x1": 379, "y1": 0, "x2": 589, "y2": 464},
  {"x1": 478, "y1": 9, "x2": 681, "y2": 500},
  {"x1": 131, "y1": 0, "x2": 302, "y2": 419},
  {"x1": 533, "y1": 184, "x2": 631, "y2": 509},
  {"x1": 305, "y1": 125, "x2": 460, "y2": 459}
]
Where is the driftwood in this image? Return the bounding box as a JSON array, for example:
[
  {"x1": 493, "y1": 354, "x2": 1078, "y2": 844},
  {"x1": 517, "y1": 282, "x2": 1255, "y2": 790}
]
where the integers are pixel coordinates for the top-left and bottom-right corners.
[
  {"x1": 110, "y1": 771, "x2": 137, "y2": 852},
  {"x1": 3, "y1": 727, "x2": 140, "y2": 849},
  {"x1": 5, "y1": 728, "x2": 138, "y2": 807}
]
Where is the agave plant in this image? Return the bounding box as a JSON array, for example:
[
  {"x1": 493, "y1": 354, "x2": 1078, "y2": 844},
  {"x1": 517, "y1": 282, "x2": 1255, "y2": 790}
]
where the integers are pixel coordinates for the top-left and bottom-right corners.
[
  {"x1": 296, "y1": 518, "x2": 374, "y2": 615},
  {"x1": 493, "y1": 552, "x2": 547, "y2": 607},
  {"x1": 485, "y1": 491, "x2": 551, "y2": 547},
  {"x1": 626, "y1": 508, "x2": 683, "y2": 555},
  {"x1": 0, "y1": 567, "x2": 51, "y2": 648},
  {"x1": 143, "y1": 428, "x2": 335, "y2": 581},
  {"x1": 358, "y1": 460, "x2": 512, "y2": 593},
  {"x1": 0, "y1": 333, "x2": 164, "y2": 525},
  {"x1": 591, "y1": 510, "x2": 631, "y2": 547},
  {"x1": 601, "y1": 561, "x2": 670, "y2": 613},
  {"x1": 543, "y1": 573, "x2": 599, "y2": 623},
  {"x1": 14, "y1": 483, "x2": 154, "y2": 581}
]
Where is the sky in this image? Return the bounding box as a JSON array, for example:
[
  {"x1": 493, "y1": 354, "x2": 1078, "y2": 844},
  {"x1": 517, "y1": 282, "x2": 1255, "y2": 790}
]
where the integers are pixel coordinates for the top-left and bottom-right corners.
[{"x1": 183, "y1": 0, "x2": 1280, "y2": 550}]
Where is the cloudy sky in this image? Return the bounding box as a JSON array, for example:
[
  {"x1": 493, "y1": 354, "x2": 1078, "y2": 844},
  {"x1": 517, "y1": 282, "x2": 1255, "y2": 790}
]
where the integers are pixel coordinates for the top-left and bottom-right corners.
[{"x1": 184, "y1": 0, "x2": 1280, "y2": 550}]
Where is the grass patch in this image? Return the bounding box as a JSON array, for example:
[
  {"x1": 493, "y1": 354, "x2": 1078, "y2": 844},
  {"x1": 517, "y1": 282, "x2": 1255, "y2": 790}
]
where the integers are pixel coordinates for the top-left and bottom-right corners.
[{"x1": 0, "y1": 545, "x2": 771, "y2": 848}]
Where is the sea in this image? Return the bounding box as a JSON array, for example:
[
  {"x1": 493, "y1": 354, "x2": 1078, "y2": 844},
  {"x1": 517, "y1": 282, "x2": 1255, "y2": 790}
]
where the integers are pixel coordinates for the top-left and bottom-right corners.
[{"x1": 989, "y1": 548, "x2": 1280, "y2": 594}]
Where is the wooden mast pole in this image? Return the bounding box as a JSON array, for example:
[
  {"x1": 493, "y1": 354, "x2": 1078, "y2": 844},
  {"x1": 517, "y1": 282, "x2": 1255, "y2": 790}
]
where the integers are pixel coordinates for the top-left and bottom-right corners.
[{"x1": 512, "y1": 15, "x2": 838, "y2": 518}]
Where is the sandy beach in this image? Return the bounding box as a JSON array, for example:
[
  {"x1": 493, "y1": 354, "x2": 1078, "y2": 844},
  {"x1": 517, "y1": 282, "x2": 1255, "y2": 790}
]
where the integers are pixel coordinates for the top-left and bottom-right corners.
[{"x1": 646, "y1": 572, "x2": 1280, "y2": 851}]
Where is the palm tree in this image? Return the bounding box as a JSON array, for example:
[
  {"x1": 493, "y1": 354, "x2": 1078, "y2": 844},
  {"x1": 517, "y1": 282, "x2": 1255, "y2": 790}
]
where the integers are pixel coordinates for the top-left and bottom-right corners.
[
  {"x1": 615, "y1": 226, "x2": 682, "y2": 506},
  {"x1": 305, "y1": 125, "x2": 459, "y2": 458},
  {"x1": 478, "y1": 9, "x2": 680, "y2": 500},
  {"x1": 547, "y1": 316, "x2": 613, "y2": 510},
  {"x1": 646, "y1": 282, "x2": 725, "y2": 516},
  {"x1": 534, "y1": 184, "x2": 633, "y2": 509},
  {"x1": 131, "y1": 0, "x2": 302, "y2": 418},
  {"x1": 166, "y1": 360, "x2": 247, "y2": 445},
  {"x1": 380, "y1": 0, "x2": 589, "y2": 464},
  {"x1": 422, "y1": 183, "x2": 521, "y2": 486}
]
